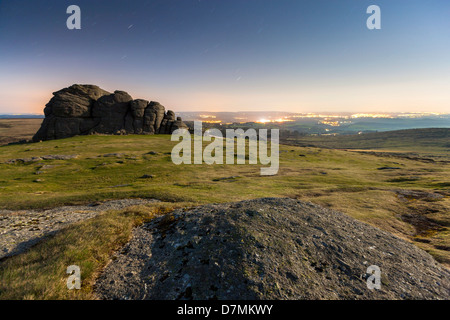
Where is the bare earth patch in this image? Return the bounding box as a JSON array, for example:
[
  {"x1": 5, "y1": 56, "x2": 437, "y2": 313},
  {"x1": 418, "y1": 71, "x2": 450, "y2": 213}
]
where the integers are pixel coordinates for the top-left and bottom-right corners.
[{"x1": 0, "y1": 198, "x2": 158, "y2": 260}]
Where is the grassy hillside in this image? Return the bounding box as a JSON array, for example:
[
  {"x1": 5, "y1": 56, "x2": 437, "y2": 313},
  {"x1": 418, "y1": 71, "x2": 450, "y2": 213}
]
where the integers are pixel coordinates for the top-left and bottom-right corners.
[
  {"x1": 0, "y1": 134, "x2": 449, "y2": 298},
  {"x1": 0, "y1": 134, "x2": 448, "y2": 209},
  {"x1": 283, "y1": 128, "x2": 450, "y2": 155}
]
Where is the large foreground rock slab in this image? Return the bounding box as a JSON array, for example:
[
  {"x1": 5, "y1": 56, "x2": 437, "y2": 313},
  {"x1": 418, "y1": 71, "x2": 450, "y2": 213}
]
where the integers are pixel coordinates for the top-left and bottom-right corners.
[
  {"x1": 95, "y1": 198, "x2": 450, "y2": 300},
  {"x1": 33, "y1": 84, "x2": 188, "y2": 141}
]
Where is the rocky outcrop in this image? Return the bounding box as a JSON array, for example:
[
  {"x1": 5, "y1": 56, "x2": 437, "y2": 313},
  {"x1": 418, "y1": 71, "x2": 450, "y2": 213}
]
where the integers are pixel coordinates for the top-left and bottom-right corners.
[
  {"x1": 95, "y1": 198, "x2": 450, "y2": 300},
  {"x1": 33, "y1": 84, "x2": 188, "y2": 141}
]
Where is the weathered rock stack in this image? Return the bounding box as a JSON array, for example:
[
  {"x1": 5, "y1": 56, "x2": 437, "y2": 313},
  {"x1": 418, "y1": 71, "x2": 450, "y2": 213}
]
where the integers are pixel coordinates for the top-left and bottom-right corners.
[{"x1": 32, "y1": 84, "x2": 188, "y2": 142}]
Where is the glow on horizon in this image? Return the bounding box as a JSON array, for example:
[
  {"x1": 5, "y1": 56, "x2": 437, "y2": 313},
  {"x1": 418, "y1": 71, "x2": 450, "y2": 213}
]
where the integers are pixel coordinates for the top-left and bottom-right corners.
[
  {"x1": 3, "y1": 78, "x2": 449, "y2": 115},
  {"x1": 1, "y1": 1, "x2": 449, "y2": 114}
]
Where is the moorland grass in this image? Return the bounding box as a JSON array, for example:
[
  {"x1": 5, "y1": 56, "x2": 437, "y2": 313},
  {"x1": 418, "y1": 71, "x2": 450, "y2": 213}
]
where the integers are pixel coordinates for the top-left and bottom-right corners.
[
  {"x1": 0, "y1": 134, "x2": 448, "y2": 299},
  {"x1": 282, "y1": 128, "x2": 450, "y2": 155}
]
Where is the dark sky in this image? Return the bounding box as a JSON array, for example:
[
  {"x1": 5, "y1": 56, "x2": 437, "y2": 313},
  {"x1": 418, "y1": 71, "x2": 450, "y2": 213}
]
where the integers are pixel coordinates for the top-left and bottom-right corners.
[{"x1": 1, "y1": 0, "x2": 449, "y2": 113}]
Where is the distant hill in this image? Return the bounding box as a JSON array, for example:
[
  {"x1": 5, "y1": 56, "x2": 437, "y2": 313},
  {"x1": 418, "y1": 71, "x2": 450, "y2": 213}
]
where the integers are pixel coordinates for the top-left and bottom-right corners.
[
  {"x1": 0, "y1": 119, "x2": 42, "y2": 146},
  {"x1": 0, "y1": 114, "x2": 44, "y2": 119},
  {"x1": 283, "y1": 128, "x2": 450, "y2": 154}
]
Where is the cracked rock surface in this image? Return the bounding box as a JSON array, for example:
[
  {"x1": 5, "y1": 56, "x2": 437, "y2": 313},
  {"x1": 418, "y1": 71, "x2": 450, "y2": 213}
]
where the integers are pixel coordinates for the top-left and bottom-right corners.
[{"x1": 95, "y1": 198, "x2": 450, "y2": 300}]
